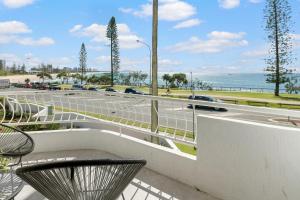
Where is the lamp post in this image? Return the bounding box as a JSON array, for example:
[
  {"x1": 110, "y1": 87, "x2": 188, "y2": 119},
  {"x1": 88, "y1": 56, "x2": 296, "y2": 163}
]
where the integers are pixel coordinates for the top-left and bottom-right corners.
[
  {"x1": 26, "y1": 57, "x2": 31, "y2": 73},
  {"x1": 137, "y1": 40, "x2": 152, "y2": 95},
  {"x1": 190, "y1": 72, "x2": 195, "y2": 98},
  {"x1": 190, "y1": 72, "x2": 196, "y2": 148}
]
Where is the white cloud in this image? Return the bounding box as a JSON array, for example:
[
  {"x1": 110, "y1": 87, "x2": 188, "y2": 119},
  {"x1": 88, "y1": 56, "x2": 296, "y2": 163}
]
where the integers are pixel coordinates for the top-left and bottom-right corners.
[
  {"x1": 291, "y1": 34, "x2": 300, "y2": 48},
  {"x1": 249, "y1": 0, "x2": 262, "y2": 3},
  {"x1": 208, "y1": 31, "x2": 245, "y2": 39},
  {"x1": 48, "y1": 57, "x2": 73, "y2": 67},
  {"x1": 15, "y1": 37, "x2": 55, "y2": 46},
  {"x1": 291, "y1": 34, "x2": 300, "y2": 40},
  {"x1": 69, "y1": 25, "x2": 83, "y2": 33},
  {"x1": 173, "y1": 18, "x2": 202, "y2": 29},
  {"x1": 159, "y1": 58, "x2": 181, "y2": 67},
  {"x1": 120, "y1": 0, "x2": 197, "y2": 21},
  {"x1": 0, "y1": 53, "x2": 21, "y2": 64},
  {"x1": 95, "y1": 55, "x2": 111, "y2": 64},
  {"x1": 242, "y1": 49, "x2": 268, "y2": 57},
  {"x1": 0, "y1": 53, "x2": 40, "y2": 66},
  {"x1": 122, "y1": 57, "x2": 146, "y2": 68},
  {"x1": 0, "y1": 21, "x2": 31, "y2": 34},
  {"x1": 118, "y1": 7, "x2": 134, "y2": 14},
  {"x1": 70, "y1": 23, "x2": 143, "y2": 49},
  {"x1": 0, "y1": 35, "x2": 55, "y2": 46},
  {"x1": 218, "y1": 0, "x2": 240, "y2": 9},
  {"x1": 0, "y1": 35, "x2": 15, "y2": 44},
  {"x1": 2, "y1": 0, "x2": 34, "y2": 8},
  {"x1": 95, "y1": 56, "x2": 181, "y2": 71},
  {"x1": 0, "y1": 20, "x2": 55, "y2": 46},
  {"x1": 86, "y1": 45, "x2": 103, "y2": 51},
  {"x1": 169, "y1": 31, "x2": 248, "y2": 54}
]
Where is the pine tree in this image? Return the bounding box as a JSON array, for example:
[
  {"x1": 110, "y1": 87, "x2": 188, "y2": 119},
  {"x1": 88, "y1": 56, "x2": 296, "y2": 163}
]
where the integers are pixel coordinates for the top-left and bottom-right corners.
[
  {"x1": 264, "y1": 0, "x2": 294, "y2": 96},
  {"x1": 106, "y1": 16, "x2": 120, "y2": 87},
  {"x1": 79, "y1": 43, "x2": 87, "y2": 85}
]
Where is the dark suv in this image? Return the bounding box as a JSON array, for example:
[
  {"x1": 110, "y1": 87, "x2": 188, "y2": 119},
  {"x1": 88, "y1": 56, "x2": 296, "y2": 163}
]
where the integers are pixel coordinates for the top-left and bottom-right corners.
[
  {"x1": 124, "y1": 88, "x2": 144, "y2": 95},
  {"x1": 105, "y1": 87, "x2": 117, "y2": 92},
  {"x1": 188, "y1": 95, "x2": 227, "y2": 111}
]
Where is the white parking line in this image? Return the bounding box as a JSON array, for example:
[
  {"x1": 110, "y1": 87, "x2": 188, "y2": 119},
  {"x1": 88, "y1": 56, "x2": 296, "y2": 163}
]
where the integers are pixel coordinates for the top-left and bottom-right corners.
[
  {"x1": 134, "y1": 104, "x2": 151, "y2": 107},
  {"x1": 164, "y1": 107, "x2": 188, "y2": 111},
  {"x1": 211, "y1": 112, "x2": 243, "y2": 117},
  {"x1": 106, "y1": 101, "x2": 130, "y2": 104}
]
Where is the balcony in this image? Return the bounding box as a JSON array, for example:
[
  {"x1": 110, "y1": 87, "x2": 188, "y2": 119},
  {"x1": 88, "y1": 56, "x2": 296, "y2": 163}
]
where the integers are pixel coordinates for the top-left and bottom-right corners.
[
  {"x1": 17, "y1": 149, "x2": 217, "y2": 200},
  {"x1": 1, "y1": 90, "x2": 300, "y2": 200}
]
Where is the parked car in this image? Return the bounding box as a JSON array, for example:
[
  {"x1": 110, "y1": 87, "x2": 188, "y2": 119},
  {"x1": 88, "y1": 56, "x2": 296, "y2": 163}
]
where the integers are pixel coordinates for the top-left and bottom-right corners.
[
  {"x1": 72, "y1": 84, "x2": 83, "y2": 90},
  {"x1": 105, "y1": 87, "x2": 117, "y2": 92},
  {"x1": 49, "y1": 84, "x2": 61, "y2": 90},
  {"x1": 88, "y1": 87, "x2": 97, "y2": 91},
  {"x1": 188, "y1": 95, "x2": 227, "y2": 111},
  {"x1": 38, "y1": 84, "x2": 49, "y2": 90},
  {"x1": 124, "y1": 88, "x2": 144, "y2": 95},
  {"x1": 24, "y1": 83, "x2": 32, "y2": 88}
]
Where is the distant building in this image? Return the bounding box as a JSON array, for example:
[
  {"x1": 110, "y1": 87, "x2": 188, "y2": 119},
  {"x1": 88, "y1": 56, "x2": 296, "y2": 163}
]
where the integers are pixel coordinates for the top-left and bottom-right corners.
[{"x1": 0, "y1": 60, "x2": 6, "y2": 71}]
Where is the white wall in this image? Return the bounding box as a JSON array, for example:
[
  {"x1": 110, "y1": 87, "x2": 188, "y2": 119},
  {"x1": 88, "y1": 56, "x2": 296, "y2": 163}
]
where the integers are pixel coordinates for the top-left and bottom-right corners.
[
  {"x1": 28, "y1": 114, "x2": 300, "y2": 200},
  {"x1": 30, "y1": 129, "x2": 197, "y2": 189},
  {"x1": 196, "y1": 115, "x2": 300, "y2": 200}
]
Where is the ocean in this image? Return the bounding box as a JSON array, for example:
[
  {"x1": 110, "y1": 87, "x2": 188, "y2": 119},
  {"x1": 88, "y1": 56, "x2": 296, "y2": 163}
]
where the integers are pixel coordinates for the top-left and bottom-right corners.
[{"x1": 86, "y1": 72, "x2": 296, "y2": 93}]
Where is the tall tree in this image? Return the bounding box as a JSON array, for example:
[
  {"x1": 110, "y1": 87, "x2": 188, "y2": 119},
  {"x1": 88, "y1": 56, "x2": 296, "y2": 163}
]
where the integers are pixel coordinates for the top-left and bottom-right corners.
[
  {"x1": 79, "y1": 43, "x2": 87, "y2": 85},
  {"x1": 106, "y1": 16, "x2": 120, "y2": 87},
  {"x1": 172, "y1": 73, "x2": 187, "y2": 88},
  {"x1": 264, "y1": 0, "x2": 293, "y2": 96},
  {"x1": 162, "y1": 74, "x2": 171, "y2": 88},
  {"x1": 37, "y1": 64, "x2": 52, "y2": 83}
]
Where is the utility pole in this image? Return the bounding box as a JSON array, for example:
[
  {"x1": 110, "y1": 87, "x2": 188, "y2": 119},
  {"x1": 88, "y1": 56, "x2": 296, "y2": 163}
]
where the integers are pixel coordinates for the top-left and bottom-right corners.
[{"x1": 151, "y1": 0, "x2": 159, "y2": 144}]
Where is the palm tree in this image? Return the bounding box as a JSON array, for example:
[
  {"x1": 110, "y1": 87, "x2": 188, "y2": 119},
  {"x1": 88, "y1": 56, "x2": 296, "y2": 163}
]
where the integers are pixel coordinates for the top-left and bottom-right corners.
[
  {"x1": 87, "y1": 75, "x2": 99, "y2": 85},
  {"x1": 24, "y1": 78, "x2": 30, "y2": 84},
  {"x1": 57, "y1": 71, "x2": 70, "y2": 84},
  {"x1": 162, "y1": 74, "x2": 171, "y2": 88},
  {"x1": 37, "y1": 72, "x2": 52, "y2": 83},
  {"x1": 57, "y1": 71, "x2": 67, "y2": 84}
]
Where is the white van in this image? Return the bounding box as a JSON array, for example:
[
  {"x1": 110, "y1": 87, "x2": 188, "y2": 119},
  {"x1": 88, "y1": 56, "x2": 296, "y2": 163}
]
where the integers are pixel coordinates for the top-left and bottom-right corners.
[{"x1": 0, "y1": 79, "x2": 10, "y2": 89}]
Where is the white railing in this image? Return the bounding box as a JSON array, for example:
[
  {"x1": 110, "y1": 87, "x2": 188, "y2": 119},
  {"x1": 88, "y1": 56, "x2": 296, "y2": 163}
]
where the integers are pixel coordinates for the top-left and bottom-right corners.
[{"x1": 0, "y1": 90, "x2": 299, "y2": 145}]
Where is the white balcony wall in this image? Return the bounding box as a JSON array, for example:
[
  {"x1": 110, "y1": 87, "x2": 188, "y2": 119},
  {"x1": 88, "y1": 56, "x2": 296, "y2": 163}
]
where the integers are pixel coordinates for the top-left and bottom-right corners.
[
  {"x1": 30, "y1": 129, "x2": 197, "y2": 191},
  {"x1": 196, "y1": 115, "x2": 300, "y2": 200},
  {"x1": 28, "y1": 114, "x2": 300, "y2": 200}
]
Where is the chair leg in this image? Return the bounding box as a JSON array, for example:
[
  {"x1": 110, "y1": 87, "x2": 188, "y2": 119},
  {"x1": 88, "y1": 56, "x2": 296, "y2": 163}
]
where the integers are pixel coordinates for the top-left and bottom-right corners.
[
  {"x1": 10, "y1": 165, "x2": 14, "y2": 194},
  {"x1": 121, "y1": 193, "x2": 125, "y2": 200}
]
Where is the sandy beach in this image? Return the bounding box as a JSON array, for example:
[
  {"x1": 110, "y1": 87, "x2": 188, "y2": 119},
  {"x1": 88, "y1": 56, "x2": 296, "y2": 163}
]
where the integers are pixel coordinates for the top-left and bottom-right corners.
[{"x1": 0, "y1": 74, "x2": 57, "y2": 83}]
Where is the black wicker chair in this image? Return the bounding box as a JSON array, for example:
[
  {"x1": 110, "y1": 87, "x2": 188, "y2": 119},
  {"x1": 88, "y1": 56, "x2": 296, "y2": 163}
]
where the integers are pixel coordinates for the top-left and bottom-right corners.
[
  {"x1": 0, "y1": 124, "x2": 35, "y2": 200},
  {"x1": 16, "y1": 159, "x2": 146, "y2": 200},
  {"x1": 0, "y1": 124, "x2": 34, "y2": 163},
  {"x1": 0, "y1": 172, "x2": 23, "y2": 200}
]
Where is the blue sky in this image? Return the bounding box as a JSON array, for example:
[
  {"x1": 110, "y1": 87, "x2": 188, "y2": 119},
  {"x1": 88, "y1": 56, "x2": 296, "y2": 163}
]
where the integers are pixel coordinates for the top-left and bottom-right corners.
[{"x1": 0, "y1": 0, "x2": 300, "y2": 74}]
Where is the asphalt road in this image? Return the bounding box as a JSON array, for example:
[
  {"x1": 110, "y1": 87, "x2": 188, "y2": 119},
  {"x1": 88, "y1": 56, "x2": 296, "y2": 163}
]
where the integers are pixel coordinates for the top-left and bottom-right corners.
[
  {"x1": 2, "y1": 89, "x2": 299, "y2": 131},
  {"x1": 47, "y1": 92, "x2": 300, "y2": 131}
]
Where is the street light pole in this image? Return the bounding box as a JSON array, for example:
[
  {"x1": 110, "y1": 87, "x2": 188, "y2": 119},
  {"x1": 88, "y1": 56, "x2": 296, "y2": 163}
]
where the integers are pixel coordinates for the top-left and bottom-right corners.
[
  {"x1": 136, "y1": 40, "x2": 152, "y2": 95},
  {"x1": 190, "y1": 71, "x2": 196, "y2": 148},
  {"x1": 26, "y1": 57, "x2": 31, "y2": 73},
  {"x1": 190, "y1": 72, "x2": 195, "y2": 98}
]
